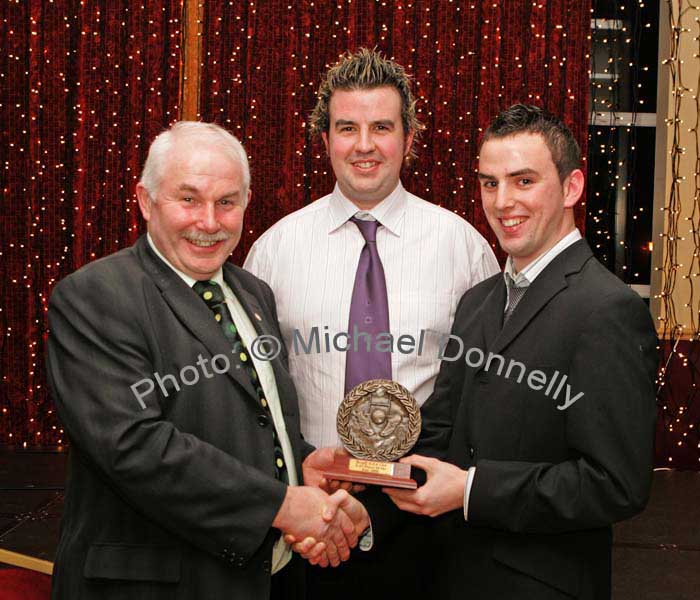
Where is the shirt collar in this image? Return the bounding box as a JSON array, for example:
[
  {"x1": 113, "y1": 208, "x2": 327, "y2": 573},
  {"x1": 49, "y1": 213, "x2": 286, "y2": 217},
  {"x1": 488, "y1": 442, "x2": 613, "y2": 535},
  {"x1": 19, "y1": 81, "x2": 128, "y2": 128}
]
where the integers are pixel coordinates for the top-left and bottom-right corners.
[
  {"x1": 327, "y1": 181, "x2": 407, "y2": 236},
  {"x1": 147, "y1": 233, "x2": 224, "y2": 289},
  {"x1": 503, "y1": 228, "x2": 583, "y2": 287}
]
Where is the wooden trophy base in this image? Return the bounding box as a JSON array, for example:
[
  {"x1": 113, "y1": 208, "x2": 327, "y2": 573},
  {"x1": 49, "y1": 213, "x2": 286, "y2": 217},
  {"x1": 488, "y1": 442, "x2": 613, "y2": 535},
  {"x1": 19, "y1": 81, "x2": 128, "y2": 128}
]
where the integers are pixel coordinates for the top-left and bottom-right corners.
[{"x1": 322, "y1": 454, "x2": 417, "y2": 489}]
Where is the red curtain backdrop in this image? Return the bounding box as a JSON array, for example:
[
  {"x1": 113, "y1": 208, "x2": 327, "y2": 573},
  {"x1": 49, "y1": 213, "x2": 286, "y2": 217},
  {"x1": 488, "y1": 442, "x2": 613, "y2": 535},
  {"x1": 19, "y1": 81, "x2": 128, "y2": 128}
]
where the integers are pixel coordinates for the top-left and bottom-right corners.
[
  {"x1": 198, "y1": 0, "x2": 591, "y2": 264},
  {"x1": 1, "y1": 0, "x2": 591, "y2": 448},
  {"x1": 1, "y1": 1, "x2": 182, "y2": 447}
]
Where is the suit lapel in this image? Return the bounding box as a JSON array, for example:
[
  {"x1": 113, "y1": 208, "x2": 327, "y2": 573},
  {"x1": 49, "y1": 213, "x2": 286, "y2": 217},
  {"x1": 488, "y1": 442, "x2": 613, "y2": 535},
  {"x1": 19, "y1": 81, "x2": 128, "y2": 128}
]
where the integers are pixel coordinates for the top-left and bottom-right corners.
[
  {"x1": 223, "y1": 266, "x2": 298, "y2": 416},
  {"x1": 136, "y1": 237, "x2": 259, "y2": 402},
  {"x1": 481, "y1": 277, "x2": 507, "y2": 349},
  {"x1": 224, "y1": 267, "x2": 267, "y2": 337},
  {"x1": 490, "y1": 240, "x2": 594, "y2": 355}
]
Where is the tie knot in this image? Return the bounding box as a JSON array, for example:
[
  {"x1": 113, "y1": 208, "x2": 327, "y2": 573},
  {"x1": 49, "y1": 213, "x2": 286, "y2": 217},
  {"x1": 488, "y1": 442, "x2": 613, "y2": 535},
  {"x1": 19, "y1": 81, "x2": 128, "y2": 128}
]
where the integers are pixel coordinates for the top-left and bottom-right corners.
[
  {"x1": 193, "y1": 279, "x2": 225, "y2": 308},
  {"x1": 351, "y1": 216, "x2": 380, "y2": 243},
  {"x1": 505, "y1": 272, "x2": 529, "y2": 290}
]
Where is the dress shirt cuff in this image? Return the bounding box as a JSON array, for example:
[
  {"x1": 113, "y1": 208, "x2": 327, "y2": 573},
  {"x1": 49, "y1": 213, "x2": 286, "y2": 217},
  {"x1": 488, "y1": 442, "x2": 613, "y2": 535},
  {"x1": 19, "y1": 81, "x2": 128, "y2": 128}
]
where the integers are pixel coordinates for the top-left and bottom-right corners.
[
  {"x1": 359, "y1": 523, "x2": 374, "y2": 551},
  {"x1": 463, "y1": 467, "x2": 476, "y2": 521}
]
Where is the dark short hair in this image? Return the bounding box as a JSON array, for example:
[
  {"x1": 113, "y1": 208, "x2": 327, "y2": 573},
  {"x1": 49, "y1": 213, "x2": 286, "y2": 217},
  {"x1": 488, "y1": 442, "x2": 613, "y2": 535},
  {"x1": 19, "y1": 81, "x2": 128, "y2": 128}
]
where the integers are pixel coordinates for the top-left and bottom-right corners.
[
  {"x1": 481, "y1": 104, "x2": 581, "y2": 181},
  {"x1": 309, "y1": 48, "x2": 424, "y2": 157}
]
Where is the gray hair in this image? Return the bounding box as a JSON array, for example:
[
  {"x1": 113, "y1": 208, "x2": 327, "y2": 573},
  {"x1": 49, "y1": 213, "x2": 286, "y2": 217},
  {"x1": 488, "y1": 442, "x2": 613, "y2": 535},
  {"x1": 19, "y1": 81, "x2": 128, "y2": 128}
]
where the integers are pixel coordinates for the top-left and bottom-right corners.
[{"x1": 139, "y1": 121, "x2": 250, "y2": 199}]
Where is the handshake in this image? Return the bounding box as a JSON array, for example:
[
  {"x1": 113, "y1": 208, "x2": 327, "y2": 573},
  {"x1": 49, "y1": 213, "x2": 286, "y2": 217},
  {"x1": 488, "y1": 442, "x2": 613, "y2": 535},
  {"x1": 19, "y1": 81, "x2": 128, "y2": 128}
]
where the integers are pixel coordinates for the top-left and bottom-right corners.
[
  {"x1": 271, "y1": 447, "x2": 369, "y2": 568},
  {"x1": 272, "y1": 446, "x2": 467, "y2": 567}
]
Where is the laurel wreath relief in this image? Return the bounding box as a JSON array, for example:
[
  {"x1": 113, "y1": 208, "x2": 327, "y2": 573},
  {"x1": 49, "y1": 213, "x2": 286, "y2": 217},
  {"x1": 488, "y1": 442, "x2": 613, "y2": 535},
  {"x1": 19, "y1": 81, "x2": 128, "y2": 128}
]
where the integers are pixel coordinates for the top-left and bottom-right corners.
[{"x1": 337, "y1": 379, "x2": 422, "y2": 461}]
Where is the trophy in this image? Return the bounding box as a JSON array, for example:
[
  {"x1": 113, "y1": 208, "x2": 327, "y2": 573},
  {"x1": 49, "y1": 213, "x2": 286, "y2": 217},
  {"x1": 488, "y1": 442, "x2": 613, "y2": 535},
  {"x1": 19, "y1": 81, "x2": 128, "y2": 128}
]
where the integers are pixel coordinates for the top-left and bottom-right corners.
[{"x1": 322, "y1": 379, "x2": 421, "y2": 489}]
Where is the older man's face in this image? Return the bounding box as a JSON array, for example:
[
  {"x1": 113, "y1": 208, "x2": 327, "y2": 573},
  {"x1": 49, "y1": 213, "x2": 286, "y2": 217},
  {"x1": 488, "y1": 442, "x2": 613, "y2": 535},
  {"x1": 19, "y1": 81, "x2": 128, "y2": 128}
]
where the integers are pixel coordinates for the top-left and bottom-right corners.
[{"x1": 137, "y1": 141, "x2": 248, "y2": 280}]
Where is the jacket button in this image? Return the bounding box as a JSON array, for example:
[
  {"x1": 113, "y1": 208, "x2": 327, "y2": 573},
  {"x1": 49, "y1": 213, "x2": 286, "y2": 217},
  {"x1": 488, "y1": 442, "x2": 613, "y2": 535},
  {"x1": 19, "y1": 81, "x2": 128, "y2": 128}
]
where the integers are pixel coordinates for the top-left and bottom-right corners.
[
  {"x1": 262, "y1": 560, "x2": 271, "y2": 573},
  {"x1": 257, "y1": 414, "x2": 269, "y2": 427},
  {"x1": 468, "y1": 446, "x2": 475, "y2": 458}
]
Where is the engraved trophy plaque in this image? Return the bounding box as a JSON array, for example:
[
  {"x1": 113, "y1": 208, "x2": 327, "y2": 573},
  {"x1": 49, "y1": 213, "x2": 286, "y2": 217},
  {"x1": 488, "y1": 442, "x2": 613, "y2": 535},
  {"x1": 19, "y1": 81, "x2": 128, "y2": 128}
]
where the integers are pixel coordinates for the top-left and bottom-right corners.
[{"x1": 323, "y1": 379, "x2": 421, "y2": 489}]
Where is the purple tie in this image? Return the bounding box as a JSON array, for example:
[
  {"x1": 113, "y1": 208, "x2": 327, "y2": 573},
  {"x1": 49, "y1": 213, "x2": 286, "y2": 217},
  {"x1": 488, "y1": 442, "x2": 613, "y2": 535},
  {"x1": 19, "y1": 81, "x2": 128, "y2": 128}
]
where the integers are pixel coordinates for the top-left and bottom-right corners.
[{"x1": 345, "y1": 217, "x2": 392, "y2": 394}]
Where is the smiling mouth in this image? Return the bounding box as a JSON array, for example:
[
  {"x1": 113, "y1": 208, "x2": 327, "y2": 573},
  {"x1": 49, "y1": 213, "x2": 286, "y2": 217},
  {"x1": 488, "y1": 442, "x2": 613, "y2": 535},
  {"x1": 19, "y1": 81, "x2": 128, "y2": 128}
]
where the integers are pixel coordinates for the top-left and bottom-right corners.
[
  {"x1": 352, "y1": 161, "x2": 380, "y2": 170},
  {"x1": 183, "y1": 233, "x2": 230, "y2": 249},
  {"x1": 187, "y1": 239, "x2": 220, "y2": 248},
  {"x1": 501, "y1": 217, "x2": 527, "y2": 227}
]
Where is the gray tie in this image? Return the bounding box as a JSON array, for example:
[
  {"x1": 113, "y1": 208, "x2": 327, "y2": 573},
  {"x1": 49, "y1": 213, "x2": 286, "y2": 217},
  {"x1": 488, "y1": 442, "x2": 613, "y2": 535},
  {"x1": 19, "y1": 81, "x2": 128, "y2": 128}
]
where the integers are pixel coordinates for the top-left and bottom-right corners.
[{"x1": 503, "y1": 273, "x2": 528, "y2": 325}]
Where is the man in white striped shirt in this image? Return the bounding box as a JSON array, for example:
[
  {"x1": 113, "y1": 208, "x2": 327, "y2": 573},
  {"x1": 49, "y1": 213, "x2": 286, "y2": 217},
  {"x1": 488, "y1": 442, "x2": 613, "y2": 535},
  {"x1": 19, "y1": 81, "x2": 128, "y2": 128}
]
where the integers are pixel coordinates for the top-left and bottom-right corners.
[{"x1": 244, "y1": 48, "x2": 498, "y2": 598}]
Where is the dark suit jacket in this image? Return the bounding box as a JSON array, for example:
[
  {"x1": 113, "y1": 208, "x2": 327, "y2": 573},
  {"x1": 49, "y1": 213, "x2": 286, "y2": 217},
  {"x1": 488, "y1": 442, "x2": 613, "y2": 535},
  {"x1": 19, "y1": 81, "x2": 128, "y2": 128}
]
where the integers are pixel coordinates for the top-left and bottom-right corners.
[
  {"x1": 46, "y1": 236, "x2": 312, "y2": 600},
  {"x1": 367, "y1": 240, "x2": 658, "y2": 600}
]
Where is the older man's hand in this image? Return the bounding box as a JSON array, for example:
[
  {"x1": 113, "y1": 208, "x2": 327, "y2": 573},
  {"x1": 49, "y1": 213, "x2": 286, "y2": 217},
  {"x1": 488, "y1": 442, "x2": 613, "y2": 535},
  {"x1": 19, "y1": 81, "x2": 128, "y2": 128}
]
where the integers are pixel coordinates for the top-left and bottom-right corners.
[
  {"x1": 282, "y1": 489, "x2": 370, "y2": 566},
  {"x1": 272, "y1": 486, "x2": 365, "y2": 567}
]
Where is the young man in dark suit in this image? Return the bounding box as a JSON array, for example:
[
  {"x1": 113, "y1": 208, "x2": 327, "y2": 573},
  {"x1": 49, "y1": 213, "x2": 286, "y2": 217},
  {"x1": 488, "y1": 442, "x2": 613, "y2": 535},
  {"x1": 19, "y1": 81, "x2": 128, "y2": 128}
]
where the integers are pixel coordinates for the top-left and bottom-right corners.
[
  {"x1": 46, "y1": 121, "x2": 368, "y2": 600},
  {"x1": 297, "y1": 105, "x2": 658, "y2": 599}
]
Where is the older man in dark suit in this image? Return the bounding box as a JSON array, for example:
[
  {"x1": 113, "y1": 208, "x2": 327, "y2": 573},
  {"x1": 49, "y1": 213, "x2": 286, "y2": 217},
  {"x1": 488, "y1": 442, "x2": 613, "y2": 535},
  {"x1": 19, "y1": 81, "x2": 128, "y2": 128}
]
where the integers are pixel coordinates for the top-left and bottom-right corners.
[
  {"x1": 293, "y1": 105, "x2": 657, "y2": 599},
  {"x1": 46, "y1": 121, "x2": 368, "y2": 600}
]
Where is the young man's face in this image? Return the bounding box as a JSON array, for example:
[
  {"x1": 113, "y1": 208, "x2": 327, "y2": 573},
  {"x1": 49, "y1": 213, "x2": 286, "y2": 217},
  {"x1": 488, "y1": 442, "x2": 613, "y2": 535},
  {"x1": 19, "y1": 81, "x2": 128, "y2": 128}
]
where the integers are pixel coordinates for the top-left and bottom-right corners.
[
  {"x1": 137, "y1": 141, "x2": 249, "y2": 280},
  {"x1": 322, "y1": 86, "x2": 414, "y2": 209},
  {"x1": 478, "y1": 132, "x2": 583, "y2": 271}
]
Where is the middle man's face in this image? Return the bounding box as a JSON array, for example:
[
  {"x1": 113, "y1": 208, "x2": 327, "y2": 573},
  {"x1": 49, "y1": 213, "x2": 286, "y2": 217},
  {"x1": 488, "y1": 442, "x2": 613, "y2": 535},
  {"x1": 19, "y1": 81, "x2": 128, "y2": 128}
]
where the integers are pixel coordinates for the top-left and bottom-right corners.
[{"x1": 322, "y1": 86, "x2": 414, "y2": 210}]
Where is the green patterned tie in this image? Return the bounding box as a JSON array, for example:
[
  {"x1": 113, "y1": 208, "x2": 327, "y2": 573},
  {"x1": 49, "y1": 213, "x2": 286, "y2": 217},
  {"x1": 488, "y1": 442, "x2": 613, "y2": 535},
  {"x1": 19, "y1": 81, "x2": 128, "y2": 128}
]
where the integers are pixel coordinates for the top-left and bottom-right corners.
[{"x1": 193, "y1": 280, "x2": 288, "y2": 483}]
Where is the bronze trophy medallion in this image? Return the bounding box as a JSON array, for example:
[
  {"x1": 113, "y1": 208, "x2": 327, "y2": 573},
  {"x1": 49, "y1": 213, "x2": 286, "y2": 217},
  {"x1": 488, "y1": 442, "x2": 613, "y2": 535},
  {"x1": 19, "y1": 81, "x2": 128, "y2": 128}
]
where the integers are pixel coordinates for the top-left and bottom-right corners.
[{"x1": 323, "y1": 379, "x2": 421, "y2": 489}]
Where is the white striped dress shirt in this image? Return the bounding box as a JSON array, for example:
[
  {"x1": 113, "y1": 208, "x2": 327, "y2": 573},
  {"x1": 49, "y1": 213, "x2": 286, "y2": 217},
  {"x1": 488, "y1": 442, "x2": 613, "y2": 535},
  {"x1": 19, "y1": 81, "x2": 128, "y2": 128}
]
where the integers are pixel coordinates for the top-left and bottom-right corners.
[{"x1": 244, "y1": 182, "x2": 500, "y2": 448}]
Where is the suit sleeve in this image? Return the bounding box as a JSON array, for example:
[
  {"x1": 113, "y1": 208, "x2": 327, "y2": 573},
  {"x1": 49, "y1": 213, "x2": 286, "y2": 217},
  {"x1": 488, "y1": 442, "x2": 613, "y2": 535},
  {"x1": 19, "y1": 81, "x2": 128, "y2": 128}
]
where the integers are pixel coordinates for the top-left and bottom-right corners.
[
  {"x1": 468, "y1": 291, "x2": 658, "y2": 533},
  {"x1": 46, "y1": 271, "x2": 287, "y2": 564}
]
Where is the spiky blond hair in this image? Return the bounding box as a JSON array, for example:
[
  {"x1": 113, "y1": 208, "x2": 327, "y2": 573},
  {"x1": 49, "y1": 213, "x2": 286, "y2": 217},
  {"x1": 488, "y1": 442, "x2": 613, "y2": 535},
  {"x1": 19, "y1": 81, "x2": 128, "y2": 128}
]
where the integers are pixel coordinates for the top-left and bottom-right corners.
[{"x1": 309, "y1": 48, "x2": 424, "y2": 157}]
